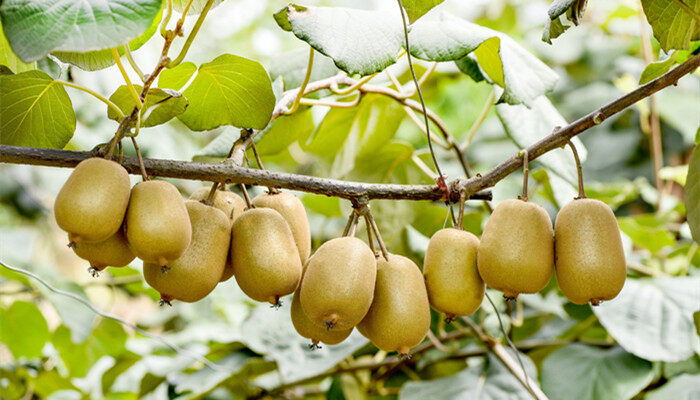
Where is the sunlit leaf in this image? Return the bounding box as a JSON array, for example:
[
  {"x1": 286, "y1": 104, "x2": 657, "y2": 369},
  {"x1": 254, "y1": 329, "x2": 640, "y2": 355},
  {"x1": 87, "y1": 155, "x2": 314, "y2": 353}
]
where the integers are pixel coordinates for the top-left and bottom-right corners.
[
  {"x1": 0, "y1": 19, "x2": 34, "y2": 73},
  {"x1": 107, "y1": 85, "x2": 188, "y2": 128},
  {"x1": 401, "y1": 0, "x2": 444, "y2": 23},
  {"x1": 641, "y1": 0, "x2": 700, "y2": 51},
  {"x1": 0, "y1": 70, "x2": 75, "y2": 148},
  {"x1": 686, "y1": 146, "x2": 700, "y2": 243},
  {"x1": 0, "y1": 0, "x2": 162, "y2": 62},
  {"x1": 0, "y1": 301, "x2": 49, "y2": 358}
]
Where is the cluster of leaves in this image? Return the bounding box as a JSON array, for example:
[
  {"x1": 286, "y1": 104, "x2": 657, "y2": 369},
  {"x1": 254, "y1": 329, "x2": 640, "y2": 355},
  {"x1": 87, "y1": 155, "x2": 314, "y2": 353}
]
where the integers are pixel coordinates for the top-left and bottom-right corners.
[{"x1": 0, "y1": 0, "x2": 699, "y2": 399}]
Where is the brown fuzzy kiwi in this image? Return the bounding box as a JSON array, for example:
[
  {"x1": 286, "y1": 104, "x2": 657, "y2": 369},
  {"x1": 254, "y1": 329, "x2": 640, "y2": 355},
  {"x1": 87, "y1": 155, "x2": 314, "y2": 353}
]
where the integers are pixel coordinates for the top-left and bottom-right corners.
[
  {"x1": 423, "y1": 228, "x2": 484, "y2": 319},
  {"x1": 189, "y1": 187, "x2": 246, "y2": 282},
  {"x1": 252, "y1": 191, "x2": 311, "y2": 264},
  {"x1": 299, "y1": 236, "x2": 376, "y2": 330},
  {"x1": 230, "y1": 208, "x2": 302, "y2": 305},
  {"x1": 357, "y1": 254, "x2": 430, "y2": 355},
  {"x1": 477, "y1": 199, "x2": 554, "y2": 298},
  {"x1": 291, "y1": 287, "x2": 353, "y2": 347},
  {"x1": 125, "y1": 180, "x2": 192, "y2": 267},
  {"x1": 554, "y1": 198, "x2": 626, "y2": 305},
  {"x1": 54, "y1": 158, "x2": 131, "y2": 243},
  {"x1": 70, "y1": 229, "x2": 134, "y2": 274},
  {"x1": 143, "y1": 201, "x2": 230, "y2": 302}
]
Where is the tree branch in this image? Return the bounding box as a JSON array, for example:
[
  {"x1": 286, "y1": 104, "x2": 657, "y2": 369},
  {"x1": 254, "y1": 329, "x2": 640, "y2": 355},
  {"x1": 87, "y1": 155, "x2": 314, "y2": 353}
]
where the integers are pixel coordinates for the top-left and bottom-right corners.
[
  {"x1": 454, "y1": 52, "x2": 700, "y2": 197},
  {"x1": 0, "y1": 145, "x2": 491, "y2": 202}
]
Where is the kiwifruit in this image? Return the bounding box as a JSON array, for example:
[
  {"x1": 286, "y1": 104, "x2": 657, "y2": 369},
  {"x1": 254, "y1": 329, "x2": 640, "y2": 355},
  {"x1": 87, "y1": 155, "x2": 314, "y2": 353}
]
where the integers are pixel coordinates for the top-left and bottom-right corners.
[
  {"x1": 252, "y1": 191, "x2": 311, "y2": 264},
  {"x1": 189, "y1": 187, "x2": 246, "y2": 225},
  {"x1": 423, "y1": 228, "x2": 484, "y2": 319},
  {"x1": 54, "y1": 158, "x2": 131, "y2": 243},
  {"x1": 554, "y1": 198, "x2": 626, "y2": 305},
  {"x1": 143, "y1": 200, "x2": 230, "y2": 303},
  {"x1": 70, "y1": 229, "x2": 134, "y2": 274},
  {"x1": 125, "y1": 180, "x2": 191, "y2": 267},
  {"x1": 300, "y1": 236, "x2": 376, "y2": 330},
  {"x1": 291, "y1": 285, "x2": 353, "y2": 347},
  {"x1": 190, "y1": 187, "x2": 246, "y2": 282},
  {"x1": 357, "y1": 254, "x2": 430, "y2": 355},
  {"x1": 230, "y1": 208, "x2": 302, "y2": 305},
  {"x1": 477, "y1": 199, "x2": 554, "y2": 298}
]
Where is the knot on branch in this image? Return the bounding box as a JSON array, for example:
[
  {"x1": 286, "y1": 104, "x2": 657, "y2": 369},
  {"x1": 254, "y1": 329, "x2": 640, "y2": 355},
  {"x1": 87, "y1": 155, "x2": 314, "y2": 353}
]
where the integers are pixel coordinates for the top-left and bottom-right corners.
[{"x1": 434, "y1": 174, "x2": 450, "y2": 201}]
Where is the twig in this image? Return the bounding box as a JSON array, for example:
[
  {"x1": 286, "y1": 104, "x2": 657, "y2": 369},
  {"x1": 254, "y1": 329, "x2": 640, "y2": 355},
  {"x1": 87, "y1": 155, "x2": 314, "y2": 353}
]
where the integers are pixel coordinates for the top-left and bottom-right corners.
[
  {"x1": 566, "y1": 140, "x2": 586, "y2": 199},
  {"x1": 130, "y1": 137, "x2": 149, "y2": 181},
  {"x1": 462, "y1": 88, "x2": 496, "y2": 150},
  {"x1": 167, "y1": 0, "x2": 216, "y2": 68},
  {"x1": 111, "y1": 48, "x2": 142, "y2": 108},
  {"x1": 123, "y1": 44, "x2": 145, "y2": 82},
  {"x1": 240, "y1": 184, "x2": 253, "y2": 209},
  {"x1": 0, "y1": 144, "x2": 491, "y2": 202},
  {"x1": 57, "y1": 81, "x2": 125, "y2": 119},
  {"x1": 285, "y1": 46, "x2": 315, "y2": 115},
  {"x1": 0, "y1": 260, "x2": 225, "y2": 372},
  {"x1": 519, "y1": 149, "x2": 530, "y2": 201}
]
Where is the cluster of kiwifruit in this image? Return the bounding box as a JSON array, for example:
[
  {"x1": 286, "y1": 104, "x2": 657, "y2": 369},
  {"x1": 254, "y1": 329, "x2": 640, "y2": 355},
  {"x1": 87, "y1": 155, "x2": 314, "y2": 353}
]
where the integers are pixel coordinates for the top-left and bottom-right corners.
[{"x1": 54, "y1": 156, "x2": 625, "y2": 356}]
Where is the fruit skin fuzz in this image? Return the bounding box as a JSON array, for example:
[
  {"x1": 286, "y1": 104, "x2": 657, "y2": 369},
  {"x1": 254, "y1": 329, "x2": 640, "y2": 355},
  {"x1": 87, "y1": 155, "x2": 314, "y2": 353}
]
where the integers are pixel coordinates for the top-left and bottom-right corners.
[
  {"x1": 554, "y1": 198, "x2": 626, "y2": 305},
  {"x1": 477, "y1": 198, "x2": 554, "y2": 298},
  {"x1": 125, "y1": 180, "x2": 192, "y2": 266},
  {"x1": 358, "y1": 254, "x2": 431, "y2": 355},
  {"x1": 299, "y1": 236, "x2": 376, "y2": 331},
  {"x1": 143, "y1": 200, "x2": 230, "y2": 303},
  {"x1": 423, "y1": 228, "x2": 484, "y2": 317},
  {"x1": 253, "y1": 191, "x2": 312, "y2": 264},
  {"x1": 54, "y1": 157, "x2": 131, "y2": 243},
  {"x1": 230, "y1": 208, "x2": 302, "y2": 303}
]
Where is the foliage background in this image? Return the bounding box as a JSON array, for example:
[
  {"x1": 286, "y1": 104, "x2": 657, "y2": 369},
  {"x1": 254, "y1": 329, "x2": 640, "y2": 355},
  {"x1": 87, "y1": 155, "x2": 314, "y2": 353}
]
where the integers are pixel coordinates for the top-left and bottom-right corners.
[{"x1": 0, "y1": 0, "x2": 699, "y2": 399}]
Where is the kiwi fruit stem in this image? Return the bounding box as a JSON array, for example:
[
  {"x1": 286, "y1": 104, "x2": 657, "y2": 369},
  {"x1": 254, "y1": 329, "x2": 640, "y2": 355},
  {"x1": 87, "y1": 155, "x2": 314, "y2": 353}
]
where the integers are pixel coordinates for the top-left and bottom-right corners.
[
  {"x1": 204, "y1": 182, "x2": 219, "y2": 206},
  {"x1": 566, "y1": 140, "x2": 587, "y2": 199},
  {"x1": 239, "y1": 184, "x2": 253, "y2": 209},
  {"x1": 518, "y1": 149, "x2": 530, "y2": 201}
]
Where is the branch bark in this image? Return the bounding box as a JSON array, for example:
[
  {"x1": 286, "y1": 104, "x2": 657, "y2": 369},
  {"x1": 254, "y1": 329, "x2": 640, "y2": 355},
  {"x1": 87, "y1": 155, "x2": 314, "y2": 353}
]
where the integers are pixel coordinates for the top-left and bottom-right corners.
[{"x1": 0, "y1": 145, "x2": 491, "y2": 201}]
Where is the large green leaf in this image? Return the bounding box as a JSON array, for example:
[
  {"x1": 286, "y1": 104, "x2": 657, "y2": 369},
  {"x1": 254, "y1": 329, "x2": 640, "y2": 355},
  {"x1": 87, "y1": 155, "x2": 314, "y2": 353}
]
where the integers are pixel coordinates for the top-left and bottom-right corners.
[
  {"x1": 159, "y1": 54, "x2": 275, "y2": 131},
  {"x1": 107, "y1": 85, "x2": 188, "y2": 128},
  {"x1": 541, "y1": 344, "x2": 654, "y2": 400},
  {"x1": 274, "y1": 4, "x2": 403, "y2": 76},
  {"x1": 646, "y1": 374, "x2": 700, "y2": 400},
  {"x1": 496, "y1": 96, "x2": 587, "y2": 192},
  {"x1": 239, "y1": 301, "x2": 368, "y2": 385},
  {"x1": 409, "y1": 13, "x2": 558, "y2": 105},
  {"x1": 51, "y1": 5, "x2": 163, "y2": 71},
  {"x1": 0, "y1": 19, "x2": 34, "y2": 73},
  {"x1": 687, "y1": 146, "x2": 700, "y2": 243},
  {"x1": 618, "y1": 214, "x2": 676, "y2": 254},
  {"x1": 0, "y1": 0, "x2": 162, "y2": 62},
  {"x1": 0, "y1": 70, "x2": 76, "y2": 148},
  {"x1": 52, "y1": 320, "x2": 130, "y2": 377},
  {"x1": 305, "y1": 94, "x2": 405, "y2": 178},
  {"x1": 641, "y1": 0, "x2": 700, "y2": 51},
  {"x1": 400, "y1": 352, "x2": 536, "y2": 399},
  {"x1": 401, "y1": 0, "x2": 444, "y2": 23},
  {"x1": 0, "y1": 301, "x2": 50, "y2": 358},
  {"x1": 593, "y1": 277, "x2": 700, "y2": 362}
]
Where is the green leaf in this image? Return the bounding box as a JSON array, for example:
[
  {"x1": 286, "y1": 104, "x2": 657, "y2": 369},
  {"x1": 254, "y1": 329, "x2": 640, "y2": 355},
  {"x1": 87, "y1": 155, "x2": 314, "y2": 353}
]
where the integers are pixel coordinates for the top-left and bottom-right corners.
[
  {"x1": 542, "y1": 17, "x2": 571, "y2": 45},
  {"x1": 400, "y1": 352, "x2": 537, "y2": 399},
  {"x1": 305, "y1": 94, "x2": 405, "y2": 178},
  {"x1": 409, "y1": 13, "x2": 558, "y2": 105},
  {"x1": 239, "y1": 302, "x2": 368, "y2": 386},
  {"x1": 593, "y1": 277, "x2": 700, "y2": 362},
  {"x1": 639, "y1": 54, "x2": 677, "y2": 84},
  {"x1": 159, "y1": 54, "x2": 275, "y2": 131},
  {"x1": 172, "y1": 0, "x2": 225, "y2": 15},
  {"x1": 38, "y1": 282, "x2": 96, "y2": 343},
  {"x1": 496, "y1": 96, "x2": 586, "y2": 189},
  {"x1": 686, "y1": 146, "x2": 700, "y2": 243},
  {"x1": 641, "y1": 0, "x2": 700, "y2": 51},
  {"x1": 51, "y1": 5, "x2": 163, "y2": 71},
  {"x1": 302, "y1": 194, "x2": 342, "y2": 217},
  {"x1": 0, "y1": 19, "x2": 34, "y2": 73},
  {"x1": 0, "y1": 70, "x2": 76, "y2": 148},
  {"x1": 454, "y1": 55, "x2": 485, "y2": 82},
  {"x1": 401, "y1": 0, "x2": 445, "y2": 23},
  {"x1": 256, "y1": 110, "x2": 314, "y2": 156},
  {"x1": 618, "y1": 214, "x2": 676, "y2": 254},
  {"x1": 0, "y1": 301, "x2": 49, "y2": 358},
  {"x1": 107, "y1": 85, "x2": 188, "y2": 128},
  {"x1": 646, "y1": 374, "x2": 700, "y2": 400},
  {"x1": 541, "y1": 344, "x2": 654, "y2": 400},
  {"x1": 274, "y1": 4, "x2": 403, "y2": 76},
  {"x1": 158, "y1": 61, "x2": 197, "y2": 91},
  {"x1": 353, "y1": 141, "x2": 414, "y2": 182},
  {"x1": 0, "y1": 0, "x2": 162, "y2": 62}
]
